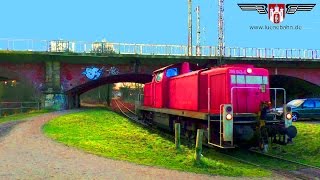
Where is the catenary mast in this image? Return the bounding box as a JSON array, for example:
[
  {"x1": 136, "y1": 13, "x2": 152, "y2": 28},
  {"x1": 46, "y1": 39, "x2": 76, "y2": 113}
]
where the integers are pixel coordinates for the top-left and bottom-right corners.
[
  {"x1": 218, "y1": 0, "x2": 224, "y2": 57},
  {"x1": 196, "y1": 6, "x2": 201, "y2": 56},
  {"x1": 188, "y1": 0, "x2": 193, "y2": 56}
]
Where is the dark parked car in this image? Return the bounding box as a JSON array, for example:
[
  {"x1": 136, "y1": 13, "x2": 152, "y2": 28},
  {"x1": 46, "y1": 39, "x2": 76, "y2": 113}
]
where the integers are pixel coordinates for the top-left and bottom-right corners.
[{"x1": 275, "y1": 98, "x2": 320, "y2": 121}]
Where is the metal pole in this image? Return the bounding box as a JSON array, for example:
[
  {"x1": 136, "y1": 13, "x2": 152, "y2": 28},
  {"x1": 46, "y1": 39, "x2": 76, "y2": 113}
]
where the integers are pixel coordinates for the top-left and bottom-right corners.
[
  {"x1": 218, "y1": 0, "x2": 225, "y2": 57},
  {"x1": 196, "y1": 6, "x2": 201, "y2": 56},
  {"x1": 188, "y1": 0, "x2": 193, "y2": 56},
  {"x1": 275, "y1": 90, "x2": 277, "y2": 109}
]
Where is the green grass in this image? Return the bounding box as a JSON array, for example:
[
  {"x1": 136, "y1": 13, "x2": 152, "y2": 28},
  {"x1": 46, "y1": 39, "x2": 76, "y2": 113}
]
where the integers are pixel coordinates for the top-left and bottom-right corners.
[
  {"x1": 43, "y1": 109, "x2": 271, "y2": 177},
  {"x1": 268, "y1": 122, "x2": 320, "y2": 167},
  {"x1": 0, "y1": 109, "x2": 53, "y2": 124}
]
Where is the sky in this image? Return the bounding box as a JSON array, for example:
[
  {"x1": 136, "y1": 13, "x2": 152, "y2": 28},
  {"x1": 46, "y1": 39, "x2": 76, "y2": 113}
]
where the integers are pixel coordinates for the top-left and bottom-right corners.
[{"x1": 1, "y1": 0, "x2": 319, "y2": 49}]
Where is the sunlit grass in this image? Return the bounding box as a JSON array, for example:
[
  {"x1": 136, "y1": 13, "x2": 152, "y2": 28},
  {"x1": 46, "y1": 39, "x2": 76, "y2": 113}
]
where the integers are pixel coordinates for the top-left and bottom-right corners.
[
  {"x1": 268, "y1": 122, "x2": 320, "y2": 167},
  {"x1": 43, "y1": 109, "x2": 272, "y2": 177},
  {"x1": 0, "y1": 109, "x2": 53, "y2": 124}
]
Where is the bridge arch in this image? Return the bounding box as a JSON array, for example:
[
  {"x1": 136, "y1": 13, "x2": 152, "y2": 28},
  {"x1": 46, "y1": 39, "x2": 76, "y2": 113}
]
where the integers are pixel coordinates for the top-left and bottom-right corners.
[
  {"x1": 268, "y1": 67, "x2": 320, "y2": 86},
  {"x1": 270, "y1": 74, "x2": 320, "y2": 101},
  {"x1": 0, "y1": 68, "x2": 44, "y2": 101},
  {"x1": 0, "y1": 69, "x2": 23, "y2": 82},
  {"x1": 0, "y1": 63, "x2": 45, "y2": 91},
  {"x1": 0, "y1": 76, "x2": 10, "y2": 81},
  {"x1": 65, "y1": 73, "x2": 152, "y2": 108}
]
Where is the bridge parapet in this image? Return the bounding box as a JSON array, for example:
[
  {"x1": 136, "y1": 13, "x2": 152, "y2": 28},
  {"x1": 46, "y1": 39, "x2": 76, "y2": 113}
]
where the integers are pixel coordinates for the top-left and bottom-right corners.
[{"x1": 0, "y1": 38, "x2": 319, "y2": 60}]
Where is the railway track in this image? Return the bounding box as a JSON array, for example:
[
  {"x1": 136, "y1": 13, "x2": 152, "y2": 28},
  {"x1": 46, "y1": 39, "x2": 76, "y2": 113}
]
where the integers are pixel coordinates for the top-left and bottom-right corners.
[
  {"x1": 113, "y1": 99, "x2": 148, "y2": 126},
  {"x1": 247, "y1": 149, "x2": 320, "y2": 179},
  {"x1": 209, "y1": 145, "x2": 320, "y2": 179},
  {"x1": 249, "y1": 149, "x2": 320, "y2": 170},
  {"x1": 113, "y1": 99, "x2": 320, "y2": 179}
]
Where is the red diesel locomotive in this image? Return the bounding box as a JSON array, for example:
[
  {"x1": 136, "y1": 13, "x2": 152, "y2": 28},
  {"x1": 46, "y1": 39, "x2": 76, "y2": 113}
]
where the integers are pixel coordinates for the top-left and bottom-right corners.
[{"x1": 138, "y1": 62, "x2": 297, "y2": 149}]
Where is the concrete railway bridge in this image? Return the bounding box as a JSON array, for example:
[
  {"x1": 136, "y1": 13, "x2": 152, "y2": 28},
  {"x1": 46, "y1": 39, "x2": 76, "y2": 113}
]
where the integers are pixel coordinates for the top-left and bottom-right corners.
[{"x1": 0, "y1": 39, "x2": 320, "y2": 109}]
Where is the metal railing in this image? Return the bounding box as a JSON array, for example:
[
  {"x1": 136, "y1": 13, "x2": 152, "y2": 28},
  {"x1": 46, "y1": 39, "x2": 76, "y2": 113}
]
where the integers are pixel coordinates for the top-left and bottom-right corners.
[
  {"x1": 0, "y1": 102, "x2": 41, "y2": 117},
  {"x1": 0, "y1": 38, "x2": 319, "y2": 60}
]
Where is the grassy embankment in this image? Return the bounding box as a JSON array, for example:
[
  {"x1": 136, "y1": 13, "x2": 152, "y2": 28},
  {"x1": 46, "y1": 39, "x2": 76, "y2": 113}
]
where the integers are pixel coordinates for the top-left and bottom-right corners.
[
  {"x1": 43, "y1": 109, "x2": 274, "y2": 177},
  {"x1": 268, "y1": 122, "x2": 320, "y2": 167},
  {"x1": 0, "y1": 109, "x2": 52, "y2": 124}
]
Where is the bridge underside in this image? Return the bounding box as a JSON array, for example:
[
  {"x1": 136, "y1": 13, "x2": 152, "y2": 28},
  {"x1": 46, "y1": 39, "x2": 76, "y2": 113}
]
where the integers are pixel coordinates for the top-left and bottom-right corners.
[
  {"x1": 64, "y1": 73, "x2": 152, "y2": 109},
  {"x1": 270, "y1": 75, "x2": 320, "y2": 102},
  {"x1": 67, "y1": 73, "x2": 152, "y2": 95},
  {"x1": 0, "y1": 76, "x2": 9, "y2": 81}
]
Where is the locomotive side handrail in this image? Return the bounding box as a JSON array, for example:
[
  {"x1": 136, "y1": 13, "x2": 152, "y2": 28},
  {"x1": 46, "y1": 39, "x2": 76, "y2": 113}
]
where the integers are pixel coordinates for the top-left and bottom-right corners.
[
  {"x1": 270, "y1": 88, "x2": 287, "y2": 110},
  {"x1": 219, "y1": 104, "x2": 224, "y2": 147},
  {"x1": 207, "y1": 88, "x2": 211, "y2": 144},
  {"x1": 207, "y1": 103, "x2": 234, "y2": 148},
  {"x1": 207, "y1": 104, "x2": 224, "y2": 148}
]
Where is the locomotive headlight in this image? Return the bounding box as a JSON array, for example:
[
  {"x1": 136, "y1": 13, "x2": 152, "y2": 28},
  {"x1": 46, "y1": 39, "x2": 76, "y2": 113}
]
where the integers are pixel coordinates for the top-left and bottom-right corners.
[
  {"x1": 286, "y1": 113, "x2": 292, "y2": 120},
  {"x1": 226, "y1": 114, "x2": 233, "y2": 120},
  {"x1": 247, "y1": 68, "x2": 252, "y2": 74}
]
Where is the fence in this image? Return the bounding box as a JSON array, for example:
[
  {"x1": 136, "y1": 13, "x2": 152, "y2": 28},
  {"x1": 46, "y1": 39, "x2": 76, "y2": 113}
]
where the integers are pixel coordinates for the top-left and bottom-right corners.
[
  {"x1": 0, "y1": 102, "x2": 41, "y2": 117},
  {"x1": 0, "y1": 38, "x2": 319, "y2": 60}
]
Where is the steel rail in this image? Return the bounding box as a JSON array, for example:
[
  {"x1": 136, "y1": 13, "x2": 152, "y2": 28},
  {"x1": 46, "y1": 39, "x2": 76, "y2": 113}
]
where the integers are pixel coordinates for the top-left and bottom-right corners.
[
  {"x1": 249, "y1": 149, "x2": 320, "y2": 170},
  {"x1": 113, "y1": 99, "x2": 143, "y2": 125}
]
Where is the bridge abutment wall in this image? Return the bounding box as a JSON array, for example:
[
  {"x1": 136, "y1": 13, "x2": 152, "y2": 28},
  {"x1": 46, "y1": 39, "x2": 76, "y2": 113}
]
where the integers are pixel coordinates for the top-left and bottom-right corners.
[{"x1": 42, "y1": 61, "x2": 69, "y2": 110}]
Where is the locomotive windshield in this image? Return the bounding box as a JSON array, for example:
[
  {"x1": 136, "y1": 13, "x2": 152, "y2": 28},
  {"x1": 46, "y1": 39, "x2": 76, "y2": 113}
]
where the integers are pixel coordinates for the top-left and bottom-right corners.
[{"x1": 231, "y1": 75, "x2": 268, "y2": 85}]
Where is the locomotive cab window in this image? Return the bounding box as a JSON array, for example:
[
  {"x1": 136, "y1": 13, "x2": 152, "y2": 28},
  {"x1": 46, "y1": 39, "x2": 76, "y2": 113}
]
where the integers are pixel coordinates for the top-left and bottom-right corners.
[
  {"x1": 155, "y1": 72, "x2": 163, "y2": 82},
  {"x1": 166, "y1": 68, "x2": 179, "y2": 78},
  {"x1": 231, "y1": 75, "x2": 245, "y2": 84},
  {"x1": 231, "y1": 75, "x2": 268, "y2": 85}
]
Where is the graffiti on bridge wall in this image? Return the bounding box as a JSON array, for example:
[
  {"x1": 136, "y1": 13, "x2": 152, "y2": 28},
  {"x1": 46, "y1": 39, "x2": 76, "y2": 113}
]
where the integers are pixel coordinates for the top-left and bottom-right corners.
[
  {"x1": 107, "y1": 66, "x2": 120, "y2": 76},
  {"x1": 45, "y1": 94, "x2": 66, "y2": 110},
  {"x1": 82, "y1": 67, "x2": 104, "y2": 80},
  {"x1": 82, "y1": 66, "x2": 120, "y2": 80},
  {"x1": 61, "y1": 64, "x2": 121, "y2": 91}
]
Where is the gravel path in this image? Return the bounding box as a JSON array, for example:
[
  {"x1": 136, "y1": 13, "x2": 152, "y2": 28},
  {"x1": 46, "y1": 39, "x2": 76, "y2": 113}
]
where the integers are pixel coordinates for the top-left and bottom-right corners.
[{"x1": 0, "y1": 111, "x2": 287, "y2": 180}]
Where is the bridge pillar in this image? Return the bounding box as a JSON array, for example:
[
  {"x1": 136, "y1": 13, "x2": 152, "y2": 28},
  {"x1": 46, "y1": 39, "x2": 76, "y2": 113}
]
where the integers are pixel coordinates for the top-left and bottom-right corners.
[
  {"x1": 67, "y1": 93, "x2": 80, "y2": 109},
  {"x1": 41, "y1": 61, "x2": 67, "y2": 110},
  {"x1": 106, "y1": 84, "x2": 112, "y2": 106}
]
